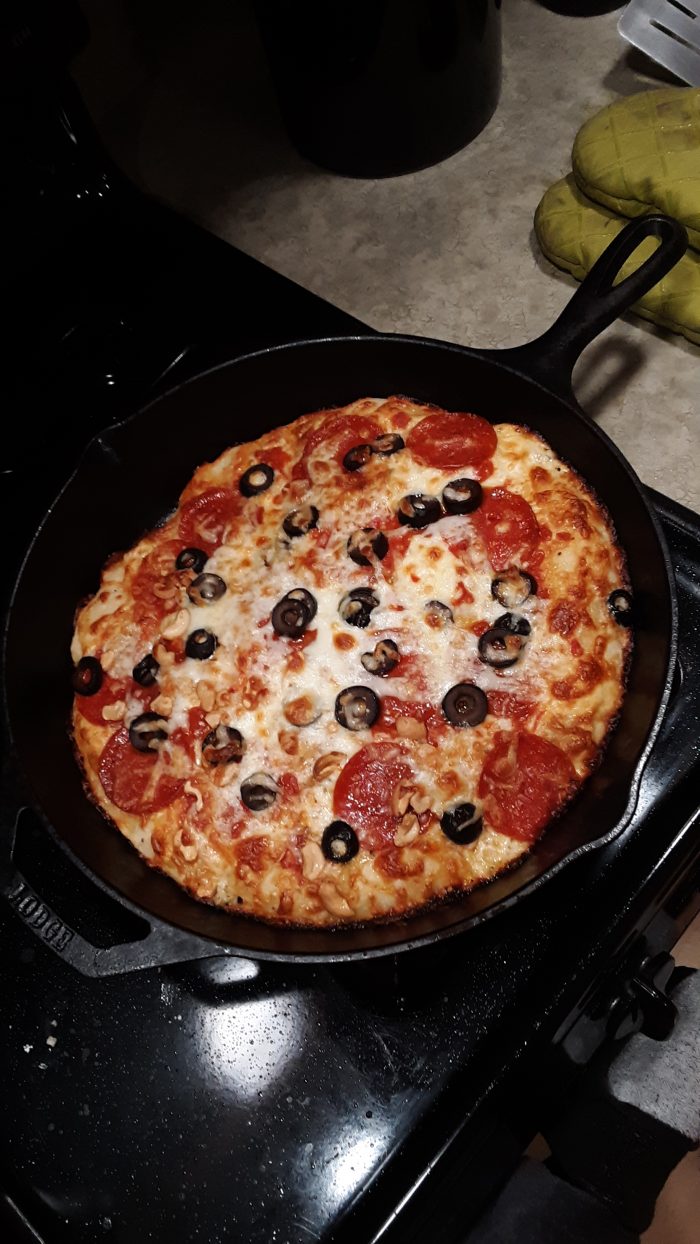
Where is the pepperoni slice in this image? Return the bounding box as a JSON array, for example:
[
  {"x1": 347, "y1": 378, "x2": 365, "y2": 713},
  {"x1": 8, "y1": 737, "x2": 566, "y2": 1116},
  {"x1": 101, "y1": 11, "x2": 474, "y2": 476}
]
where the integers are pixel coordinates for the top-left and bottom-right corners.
[
  {"x1": 471, "y1": 488, "x2": 541, "y2": 571},
  {"x1": 131, "y1": 537, "x2": 183, "y2": 625},
  {"x1": 178, "y1": 487, "x2": 242, "y2": 553},
  {"x1": 406, "y1": 411, "x2": 497, "y2": 470},
  {"x1": 292, "y1": 415, "x2": 381, "y2": 480},
  {"x1": 478, "y1": 730, "x2": 576, "y2": 842},
  {"x1": 333, "y1": 743, "x2": 412, "y2": 850},
  {"x1": 98, "y1": 727, "x2": 184, "y2": 815}
]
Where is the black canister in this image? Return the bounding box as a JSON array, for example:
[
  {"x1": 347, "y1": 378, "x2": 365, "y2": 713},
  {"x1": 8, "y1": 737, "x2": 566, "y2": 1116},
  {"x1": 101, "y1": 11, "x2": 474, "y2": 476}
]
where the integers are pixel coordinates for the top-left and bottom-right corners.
[{"x1": 255, "y1": 0, "x2": 502, "y2": 178}]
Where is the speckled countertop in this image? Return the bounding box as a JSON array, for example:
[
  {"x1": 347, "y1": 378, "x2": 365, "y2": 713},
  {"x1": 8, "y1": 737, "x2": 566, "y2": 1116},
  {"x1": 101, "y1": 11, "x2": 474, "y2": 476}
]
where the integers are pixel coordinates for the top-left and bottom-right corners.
[{"x1": 76, "y1": 0, "x2": 698, "y2": 511}]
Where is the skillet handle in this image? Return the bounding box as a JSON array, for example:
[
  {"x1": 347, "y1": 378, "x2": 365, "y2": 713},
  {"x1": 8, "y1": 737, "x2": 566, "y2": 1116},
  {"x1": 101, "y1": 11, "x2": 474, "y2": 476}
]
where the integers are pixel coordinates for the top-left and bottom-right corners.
[
  {"x1": 0, "y1": 808, "x2": 238, "y2": 976},
  {"x1": 496, "y1": 213, "x2": 688, "y2": 398}
]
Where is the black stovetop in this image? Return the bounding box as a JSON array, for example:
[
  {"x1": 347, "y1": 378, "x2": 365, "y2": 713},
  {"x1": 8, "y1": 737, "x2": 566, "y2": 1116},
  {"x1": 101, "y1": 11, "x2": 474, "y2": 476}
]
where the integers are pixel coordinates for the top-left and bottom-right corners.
[{"x1": 2, "y1": 187, "x2": 700, "y2": 1244}]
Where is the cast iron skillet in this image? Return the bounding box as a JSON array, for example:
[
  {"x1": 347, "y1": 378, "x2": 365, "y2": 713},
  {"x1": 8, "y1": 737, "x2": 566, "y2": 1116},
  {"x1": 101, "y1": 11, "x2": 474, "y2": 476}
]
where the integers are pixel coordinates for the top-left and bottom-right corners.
[{"x1": 0, "y1": 214, "x2": 688, "y2": 973}]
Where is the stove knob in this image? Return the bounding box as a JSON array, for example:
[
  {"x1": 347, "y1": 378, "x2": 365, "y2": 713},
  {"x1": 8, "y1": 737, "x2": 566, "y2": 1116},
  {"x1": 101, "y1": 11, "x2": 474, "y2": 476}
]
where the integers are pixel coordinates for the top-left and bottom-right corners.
[{"x1": 606, "y1": 951, "x2": 678, "y2": 1042}]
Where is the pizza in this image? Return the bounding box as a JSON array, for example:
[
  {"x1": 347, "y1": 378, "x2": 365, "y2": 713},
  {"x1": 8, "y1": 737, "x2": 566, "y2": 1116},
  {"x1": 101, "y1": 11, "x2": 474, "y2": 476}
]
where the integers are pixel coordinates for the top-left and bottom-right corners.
[{"x1": 70, "y1": 396, "x2": 633, "y2": 927}]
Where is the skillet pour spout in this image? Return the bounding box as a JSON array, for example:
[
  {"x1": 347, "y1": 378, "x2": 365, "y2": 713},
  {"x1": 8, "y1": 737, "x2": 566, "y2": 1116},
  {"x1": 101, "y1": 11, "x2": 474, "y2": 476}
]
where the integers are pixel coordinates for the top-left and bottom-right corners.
[{"x1": 1, "y1": 213, "x2": 685, "y2": 970}]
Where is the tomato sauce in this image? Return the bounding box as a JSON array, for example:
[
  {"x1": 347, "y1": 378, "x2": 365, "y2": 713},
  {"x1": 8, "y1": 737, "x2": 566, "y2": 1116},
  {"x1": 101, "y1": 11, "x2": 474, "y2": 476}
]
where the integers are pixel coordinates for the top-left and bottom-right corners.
[
  {"x1": 487, "y1": 691, "x2": 535, "y2": 723},
  {"x1": 453, "y1": 581, "x2": 474, "y2": 607},
  {"x1": 552, "y1": 658, "x2": 604, "y2": 701},
  {"x1": 374, "y1": 848, "x2": 424, "y2": 879},
  {"x1": 278, "y1": 772, "x2": 300, "y2": 798},
  {"x1": 264, "y1": 446, "x2": 290, "y2": 472},
  {"x1": 236, "y1": 836, "x2": 269, "y2": 874},
  {"x1": 376, "y1": 695, "x2": 445, "y2": 744},
  {"x1": 470, "y1": 619, "x2": 490, "y2": 637},
  {"x1": 549, "y1": 601, "x2": 580, "y2": 637},
  {"x1": 380, "y1": 528, "x2": 415, "y2": 574},
  {"x1": 170, "y1": 707, "x2": 210, "y2": 761}
]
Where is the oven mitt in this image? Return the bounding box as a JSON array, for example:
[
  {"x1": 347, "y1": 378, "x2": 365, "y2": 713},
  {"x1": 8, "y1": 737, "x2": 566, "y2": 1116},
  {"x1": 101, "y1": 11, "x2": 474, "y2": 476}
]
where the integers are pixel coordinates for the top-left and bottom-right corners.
[
  {"x1": 572, "y1": 87, "x2": 700, "y2": 252},
  {"x1": 534, "y1": 175, "x2": 700, "y2": 345}
]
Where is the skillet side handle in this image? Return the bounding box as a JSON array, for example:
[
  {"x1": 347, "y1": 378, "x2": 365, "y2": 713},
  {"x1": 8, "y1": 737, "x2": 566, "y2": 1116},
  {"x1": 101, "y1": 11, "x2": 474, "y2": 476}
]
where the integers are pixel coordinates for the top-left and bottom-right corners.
[
  {"x1": 497, "y1": 213, "x2": 688, "y2": 399},
  {"x1": 0, "y1": 809, "x2": 234, "y2": 976}
]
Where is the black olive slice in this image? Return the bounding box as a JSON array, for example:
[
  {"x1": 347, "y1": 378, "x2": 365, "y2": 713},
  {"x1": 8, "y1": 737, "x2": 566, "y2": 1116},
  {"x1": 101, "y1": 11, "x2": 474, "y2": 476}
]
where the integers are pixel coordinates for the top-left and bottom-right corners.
[
  {"x1": 240, "y1": 771, "x2": 279, "y2": 812},
  {"x1": 425, "y1": 600, "x2": 454, "y2": 627},
  {"x1": 72, "y1": 656, "x2": 103, "y2": 697},
  {"x1": 321, "y1": 820, "x2": 359, "y2": 863},
  {"x1": 343, "y1": 444, "x2": 373, "y2": 472},
  {"x1": 491, "y1": 567, "x2": 537, "y2": 609},
  {"x1": 361, "y1": 638, "x2": 400, "y2": 677},
  {"x1": 202, "y1": 724, "x2": 245, "y2": 766},
  {"x1": 477, "y1": 627, "x2": 523, "y2": 669},
  {"x1": 608, "y1": 588, "x2": 634, "y2": 627},
  {"x1": 494, "y1": 612, "x2": 531, "y2": 637},
  {"x1": 397, "y1": 494, "x2": 442, "y2": 529},
  {"x1": 128, "y1": 711, "x2": 168, "y2": 753},
  {"x1": 239, "y1": 463, "x2": 274, "y2": 497},
  {"x1": 440, "y1": 802, "x2": 483, "y2": 845},
  {"x1": 283, "y1": 505, "x2": 319, "y2": 538},
  {"x1": 176, "y1": 547, "x2": 207, "y2": 574},
  {"x1": 271, "y1": 594, "x2": 313, "y2": 638},
  {"x1": 335, "y1": 685, "x2": 381, "y2": 730},
  {"x1": 347, "y1": 527, "x2": 389, "y2": 567},
  {"x1": 285, "y1": 588, "x2": 318, "y2": 621},
  {"x1": 132, "y1": 653, "x2": 159, "y2": 687},
  {"x1": 187, "y1": 573, "x2": 227, "y2": 606},
  {"x1": 185, "y1": 628, "x2": 219, "y2": 660},
  {"x1": 338, "y1": 587, "x2": 380, "y2": 629},
  {"x1": 441, "y1": 683, "x2": 488, "y2": 727},
  {"x1": 371, "y1": 433, "x2": 405, "y2": 457},
  {"x1": 442, "y1": 477, "x2": 483, "y2": 515}
]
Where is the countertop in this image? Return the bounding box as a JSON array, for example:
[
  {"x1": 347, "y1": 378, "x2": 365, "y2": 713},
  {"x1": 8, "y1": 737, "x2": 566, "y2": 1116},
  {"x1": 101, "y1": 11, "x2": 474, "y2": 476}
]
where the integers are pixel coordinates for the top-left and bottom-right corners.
[{"x1": 75, "y1": 0, "x2": 699, "y2": 511}]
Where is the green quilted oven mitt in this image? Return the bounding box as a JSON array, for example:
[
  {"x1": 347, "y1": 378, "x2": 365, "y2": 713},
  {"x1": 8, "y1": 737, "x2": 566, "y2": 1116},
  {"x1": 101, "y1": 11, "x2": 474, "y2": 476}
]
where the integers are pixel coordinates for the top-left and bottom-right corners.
[
  {"x1": 572, "y1": 87, "x2": 700, "y2": 252},
  {"x1": 534, "y1": 174, "x2": 700, "y2": 346}
]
